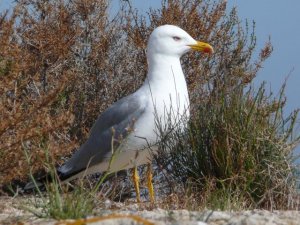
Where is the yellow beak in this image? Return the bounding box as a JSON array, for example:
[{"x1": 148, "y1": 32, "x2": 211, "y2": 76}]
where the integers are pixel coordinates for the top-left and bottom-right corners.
[{"x1": 188, "y1": 41, "x2": 214, "y2": 54}]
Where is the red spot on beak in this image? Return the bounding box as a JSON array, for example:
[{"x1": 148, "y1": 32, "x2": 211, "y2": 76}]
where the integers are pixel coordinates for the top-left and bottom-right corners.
[{"x1": 204, "y1": 47, "x2": 213, "y2": 54}]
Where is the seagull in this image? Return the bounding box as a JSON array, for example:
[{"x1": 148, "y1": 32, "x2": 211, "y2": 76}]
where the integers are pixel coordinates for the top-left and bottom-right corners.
[{"x1": 26, "y1": 25, "x2": 213, "y2": 203}]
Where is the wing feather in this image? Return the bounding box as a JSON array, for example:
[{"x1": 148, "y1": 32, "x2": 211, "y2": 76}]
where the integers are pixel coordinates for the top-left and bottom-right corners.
[{"x1": 58, "y1": 93, "x2": 147, "y2": 180}]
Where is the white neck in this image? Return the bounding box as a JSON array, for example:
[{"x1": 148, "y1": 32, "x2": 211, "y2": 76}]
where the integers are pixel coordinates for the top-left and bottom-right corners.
[
  {"x1": 140, "y1": 53, "x2": 190, "y2": 122},
  {"x1": 144, "y1": 54, "x2": 184, "y2": 87}
]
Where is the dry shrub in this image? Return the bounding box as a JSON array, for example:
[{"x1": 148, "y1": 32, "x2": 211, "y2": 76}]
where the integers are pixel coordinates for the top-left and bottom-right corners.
[
  {"x1": 0, "y1": 0, "x2": 150, "y2": 187},
  {"x1": 0, "y1": 2, "x2": 77, "y2": 184}
]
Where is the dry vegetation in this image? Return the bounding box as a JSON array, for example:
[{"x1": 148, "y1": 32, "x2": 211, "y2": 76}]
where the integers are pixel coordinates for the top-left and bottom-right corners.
[{"x1": 0, "y1": 0, "x2": 299, "y2": 213}]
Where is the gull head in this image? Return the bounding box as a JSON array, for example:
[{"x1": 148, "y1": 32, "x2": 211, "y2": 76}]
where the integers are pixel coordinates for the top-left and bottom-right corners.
[{"x1": 147, "y1": 24, "x2": 213, "y2": 59}]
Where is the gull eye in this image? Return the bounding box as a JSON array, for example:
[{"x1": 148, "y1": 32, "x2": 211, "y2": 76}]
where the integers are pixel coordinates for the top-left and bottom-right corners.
[{"x1": 173, "y1": 36, "x2": 181, "y2": 41}]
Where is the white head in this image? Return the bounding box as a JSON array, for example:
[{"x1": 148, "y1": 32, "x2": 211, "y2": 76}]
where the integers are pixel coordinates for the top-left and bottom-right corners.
[{"x1": 147, "y1": 25, "x2": 213, "y2": 59}]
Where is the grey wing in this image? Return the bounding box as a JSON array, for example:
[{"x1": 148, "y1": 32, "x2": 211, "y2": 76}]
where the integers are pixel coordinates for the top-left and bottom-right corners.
[{"x1": 58, "y1": 93, "x2": 146, "y2": 180}]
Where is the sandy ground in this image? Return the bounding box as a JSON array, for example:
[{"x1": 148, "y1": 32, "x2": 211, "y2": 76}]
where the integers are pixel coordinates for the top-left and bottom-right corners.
[{"x1": 1, "y1": 196, "x2": 300, "y2": 225}]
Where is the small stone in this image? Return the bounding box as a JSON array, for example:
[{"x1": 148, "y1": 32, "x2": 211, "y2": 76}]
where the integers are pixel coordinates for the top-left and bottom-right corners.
[{"x1": 104, "y1": 199, "x2": 112, "y2": 209}]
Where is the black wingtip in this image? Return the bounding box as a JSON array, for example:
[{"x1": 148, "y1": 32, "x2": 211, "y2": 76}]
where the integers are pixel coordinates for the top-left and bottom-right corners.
[
  {"x1": 56, "y1": 167, "x2": 86, "y2": 181},
  {"x1": 23, "y1": 172, "x2": 53, "y2": 192},
  {"x1": 23, "y1": 167, "x2": 87, "y2": 192}
]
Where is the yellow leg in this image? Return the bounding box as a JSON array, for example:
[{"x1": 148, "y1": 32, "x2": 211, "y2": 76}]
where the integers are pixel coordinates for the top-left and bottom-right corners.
[
  {"x1": 147, "y1": 163, "x2": 155, "y2": 203},
  {"x1": 132, "y1": 166, "x2": 140, "y2": 203}
]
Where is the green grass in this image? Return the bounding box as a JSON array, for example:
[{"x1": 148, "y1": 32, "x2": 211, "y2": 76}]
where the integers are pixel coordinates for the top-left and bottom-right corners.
[
  {"x1": 28, "y1": 181, "x2": 95, "y2": 219},
  {"x1": 155, "y1": 82, "x2": 300, "y2": 210},
  {"x1": 23, "y1": 146, "x2": 114, "y2": 220}
]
